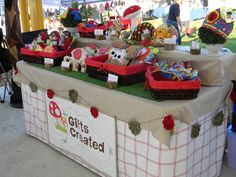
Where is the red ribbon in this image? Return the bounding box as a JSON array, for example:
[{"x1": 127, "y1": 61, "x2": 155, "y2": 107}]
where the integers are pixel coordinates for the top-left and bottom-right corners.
[{"x1": 98, "y1": 64, "x2": 109, "y2": 74}]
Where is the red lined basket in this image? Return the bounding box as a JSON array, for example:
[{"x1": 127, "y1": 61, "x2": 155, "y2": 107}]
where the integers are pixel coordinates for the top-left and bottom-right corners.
[
  {"x1": 78, "y1": 25, "x2": 107, "y2": 38},
  {"x1": 20, "y1": 47, "x2": 72, "y2": 65},
  {"x1": 85, "y1": 55, "x2": 147, "y2": 86},
  {"x1": 145, "y1": 66, "x2": 201, "y2": 99}
]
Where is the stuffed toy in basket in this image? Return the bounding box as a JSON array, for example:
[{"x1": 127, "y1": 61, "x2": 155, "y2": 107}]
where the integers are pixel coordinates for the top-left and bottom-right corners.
[
  {"x1": 145, "y1": 61, "x2": 201, "y2": 100},
  {"x1": 86, "y1": 41, "x2": 158, "y2": 86},
  {"x1": 21, "y1": 30, "x2": 74, "y2": 66}
]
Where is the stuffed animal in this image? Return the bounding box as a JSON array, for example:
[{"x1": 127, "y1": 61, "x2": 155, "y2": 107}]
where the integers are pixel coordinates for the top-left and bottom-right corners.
[
  {"x1": 60, "y1": 30, "x2": 72, "y2": 50},
  {"x1": 44, "y1": 31, "x2": 60, "y2": 53},
  {"x1": 106, "y1": 48, "x2": 129, "y2": 66},
  {"x1": 63, "y1": 48, "x2": 88, "y2": 73},
  {"x1": 109, "y1": 19, "x2": 123, "y2": 39},
  {"x1": 84, "y1": 44, "x2": 98, "y2": 57},
  {"x1": 32, "y1": 31, "x2": 47, "y2": 51}
]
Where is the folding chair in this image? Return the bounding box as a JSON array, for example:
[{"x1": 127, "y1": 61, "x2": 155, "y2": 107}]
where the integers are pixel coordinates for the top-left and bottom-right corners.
[{"x1": 0, "y1": 28, "x2": 12, "y2": 103}]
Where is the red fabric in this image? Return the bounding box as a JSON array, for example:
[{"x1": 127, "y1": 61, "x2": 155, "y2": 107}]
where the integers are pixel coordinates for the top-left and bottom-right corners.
[
  {"x1": 20, "y1": 47, "x2": 72, "y2": 58},
  {"x1": 230, "y1": 90, "x2": 236, "y2": 102},
  {"x1": 85, "y1": 55, "x2": 147, "y2": 76},
  {"x1": 62, "y1": 38, "x2": 72, "y2": 50},
  {"x1": 14, "y1": 67, "x2": 19, "y2": 75},
  {"x1": 90, "y1": 107, "x2": 99, "y2": 118},
  {"x1": 145, "y1": 66, "x2": 201, "y2": 89},
  {"x1": 47, "y1": 89, "x2": 54, "y2": 99},
  {"x1": 162, "y1": 115, "x2": 175, "y2": 130}
]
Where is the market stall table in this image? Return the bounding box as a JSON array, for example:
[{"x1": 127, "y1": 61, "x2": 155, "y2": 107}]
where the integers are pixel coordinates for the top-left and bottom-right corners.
[{"x1": 16, "y1": 59, "x2": 232, "y2": 177}]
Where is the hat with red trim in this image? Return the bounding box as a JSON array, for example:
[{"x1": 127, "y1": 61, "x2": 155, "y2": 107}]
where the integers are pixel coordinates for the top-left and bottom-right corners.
[{"x1": 201, "y1": 8, "x2": 234, "y2": 39}]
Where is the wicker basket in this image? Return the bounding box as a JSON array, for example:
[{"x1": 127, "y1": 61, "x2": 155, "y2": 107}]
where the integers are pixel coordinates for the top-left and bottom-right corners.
[
  {"x1": 20, "y1": 48, "x2": 72, "y2": 66},
  {"x1": 86, "y1": 55, "x2": 147, "y2": 86},
  {"x1": 145, "y1": 66, "x2": 201, "y2": 99}
]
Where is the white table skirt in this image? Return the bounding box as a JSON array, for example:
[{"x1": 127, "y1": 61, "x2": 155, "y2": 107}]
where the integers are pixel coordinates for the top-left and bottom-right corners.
[{"x1": 21, "y1": 83, "x2": 227, "y2": 177}]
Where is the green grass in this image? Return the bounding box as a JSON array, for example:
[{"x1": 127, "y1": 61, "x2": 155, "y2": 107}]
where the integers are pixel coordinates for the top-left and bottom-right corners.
[{"x1": 148, "y1": 19, "x2": 236, "y2": 53}]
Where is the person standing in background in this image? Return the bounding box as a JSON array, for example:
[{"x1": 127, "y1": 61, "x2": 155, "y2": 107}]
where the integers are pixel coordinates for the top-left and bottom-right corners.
[
  {"x1": 166, "y1": 0, "x2": 182, "y2": 45},
  {"x1": 180, "y1": 0, "x2": 191, "y2": 36}
]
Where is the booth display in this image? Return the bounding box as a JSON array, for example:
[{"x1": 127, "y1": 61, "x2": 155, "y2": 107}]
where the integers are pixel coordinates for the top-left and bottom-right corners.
[
  {"x1": 16, "y1": 31, "x2": 236, "y2": 176},
  {"x1": 17, "y1": 59, "x2": 232, "y2": 177},
  {"x1": 15, "y1": 2, "x2": 236, "y2": 176}
]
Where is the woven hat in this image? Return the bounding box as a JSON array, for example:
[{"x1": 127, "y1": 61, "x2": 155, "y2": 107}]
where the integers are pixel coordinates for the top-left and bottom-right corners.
[{"x1": 201, "y1": 8, "x2": 234, "y2": 39}]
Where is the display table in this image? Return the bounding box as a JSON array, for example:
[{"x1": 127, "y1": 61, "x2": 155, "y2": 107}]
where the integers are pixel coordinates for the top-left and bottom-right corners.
[{"x1": 17, "y1": 60, "x2": 232, "y2": 177}]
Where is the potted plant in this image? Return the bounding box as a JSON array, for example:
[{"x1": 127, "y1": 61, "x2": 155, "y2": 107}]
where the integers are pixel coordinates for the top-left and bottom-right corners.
[
  {"x1": 60, "y1": 2, "x2": 82, "y2": 34},
  {"x1": 198, "y1": 8, "x2": 234, "y2": 56}
]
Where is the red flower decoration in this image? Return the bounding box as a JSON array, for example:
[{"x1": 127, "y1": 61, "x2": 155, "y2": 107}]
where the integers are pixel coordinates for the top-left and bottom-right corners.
[
  {"x1": 90, "y1": 107, "x2": 99, "y2": 118},
  {"x1": 162, "y1": 115, "x2": 175, "y2": 130},
  {"x1": 47, "y1": 89, "x2": 55, "y2": 99}
]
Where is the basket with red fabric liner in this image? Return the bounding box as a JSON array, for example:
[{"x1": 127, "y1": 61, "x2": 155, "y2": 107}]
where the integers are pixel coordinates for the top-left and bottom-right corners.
[
  {"x1": 20, "y1": 47, "x2": 73, "y2": 65},
  {"x1": 145, "y1": 66, "x2": 201, "y2": 99},
  {"x1": 85, "y1": 54, "x2": 147, "y2": 86},
  {"x1": 78, "y1": 24, "x2": 107, "y2": 38}
]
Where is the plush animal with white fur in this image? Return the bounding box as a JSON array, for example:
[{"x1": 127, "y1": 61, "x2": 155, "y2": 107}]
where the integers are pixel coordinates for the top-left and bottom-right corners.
[{"x1": 63, "y1": 48, "x2": 88, "y2": 73}]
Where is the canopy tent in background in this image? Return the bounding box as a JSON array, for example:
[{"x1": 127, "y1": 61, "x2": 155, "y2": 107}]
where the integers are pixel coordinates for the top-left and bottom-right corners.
[{"x1": 43, "y1": 0, "x2": 111, "y2": 7}]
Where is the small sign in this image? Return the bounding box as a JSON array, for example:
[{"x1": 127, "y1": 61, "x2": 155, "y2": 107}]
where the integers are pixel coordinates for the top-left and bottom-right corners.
[
  {"x1": 61, "y1": 61, "x2": 70, "y2": 68},
  {"x1": 107, "y1": 73, "x2": 118, "y2": 83},
  {"x1": 192, "y1": 41, "x2": 200, "y2": 49},
  {"x1": 94, "y1": 29, "x2": 104, "y2": 35},
  {"x1": 44, "y1": 58, "x2": 54, "y2": 64}
]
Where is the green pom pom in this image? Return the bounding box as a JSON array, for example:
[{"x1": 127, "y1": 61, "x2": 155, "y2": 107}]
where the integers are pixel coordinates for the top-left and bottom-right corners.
[
  {"x1": 128, "y1": 120, "x2": 141, "y2": 136},
  {"x1": 29, "y1": 82, "x2": 37, "y2": 93},
  {"x1": 68, "y1": 89, "x2": 78, "y2": 103},
  {"x1": 191, "y1": 124, "x2": 201, "y2": 139},
  {"x1": 152, "y1": 48, "x2": 159, "y2": 55},
  {"x1": 213, "y1": 111, "x2": 224, "y2": 126}
]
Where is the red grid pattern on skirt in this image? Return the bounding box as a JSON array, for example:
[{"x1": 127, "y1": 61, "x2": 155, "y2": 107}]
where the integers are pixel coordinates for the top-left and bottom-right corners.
[
  {"x1": 116, "y1": 107, "x2": 227, "y2": 177},
  {"x1": 21, "y1": 84, "x2": 227, "y2": 177}
]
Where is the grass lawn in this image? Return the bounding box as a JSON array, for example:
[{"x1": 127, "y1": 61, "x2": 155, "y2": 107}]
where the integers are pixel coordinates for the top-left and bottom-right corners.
[{"x1": 149, "y1": 19, "x2": 236, "y2": 53}]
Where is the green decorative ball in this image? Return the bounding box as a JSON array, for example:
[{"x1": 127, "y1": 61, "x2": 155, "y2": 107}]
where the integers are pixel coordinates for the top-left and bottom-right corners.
[{"x1": 128, "y1": 120, "x2": 141, "y2": 136}]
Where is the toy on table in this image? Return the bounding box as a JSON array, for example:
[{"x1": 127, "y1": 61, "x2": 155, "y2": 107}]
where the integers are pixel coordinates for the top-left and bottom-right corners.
[
  {"x1": 109, "y1": 19, "x2": 124, "y2": 39},
  {"x1": 44, "y1": 31, "x2": 60, "y2": 53},
  {"x1": 131, "y1": 22, "x2": 155, "y2": 42},
  {"x1": 63, "y1": 48, "x2": 88, "y2": 72},
  {"x1": 154, "y1": 24, "x2": 178, "y2": 47},
  {"x1": 106, "y1": 44, "x2": 158, "y2": 66},
  {"x1": 63, "y1": 44, "x2": 109, "y2": 73},
  {"x1": 32, "y1": 31, "x2": 48, "y2": 51},
  {"x1": 60, "y1": 30, "x2": 72, "y2": 50}
]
